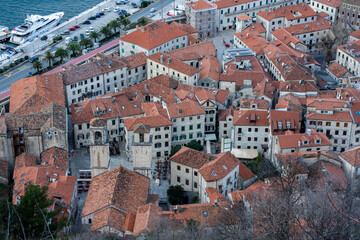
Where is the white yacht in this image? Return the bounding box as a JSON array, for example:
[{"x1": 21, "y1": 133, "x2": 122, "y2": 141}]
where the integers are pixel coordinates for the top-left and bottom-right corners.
[
  {"x1": 10, "y1": 12, "x2": 64, "y2": 45},
  {"x1": 0, "y1": 26, "x2": 10, "y2": 43}
]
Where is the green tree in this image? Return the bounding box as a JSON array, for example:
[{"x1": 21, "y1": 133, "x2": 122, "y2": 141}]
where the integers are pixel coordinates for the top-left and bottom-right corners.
[
  {"x1": 55, "y1": 47, "x2": 68, "y2": 63},
  {"x1": 79, "y1": 37, "x2": 93, "y2": 49},
  {"x1": 89, "y1": 30, "x2": 100, "y2": 43},
  {"x1": 186, "y1": 140, "x2": 203, "y2": 151},
  {"x1": 45, "y1": 51, "x2": 53, "y2": 68},
  {"x1": 170, "y1": 145, "x2": 182, "y2": 157},
  {"x1": 121, "y1": 18, "x2": 131, "y2": 28},
  {"x1": 141, "y1": 1, "x2": 150, "y2": 8},
  {"x1": 167, "y1": 185, "x2": 184, "y2": 205},
  {"x1": 100, "y1": 26, "x2": 111, "y2": 40},
  {"x1": 109, "y1": 19, "x2": 121, "y2": 34},
  {"x1": 13, "y1": 185, "x2": 66, "y2": 239},
  {"x1": 67, "y1": 41, "x2": 81, "y2": 57},
  {"x1": 32, "y1": 60, "x2": 42, "y2": 73}
]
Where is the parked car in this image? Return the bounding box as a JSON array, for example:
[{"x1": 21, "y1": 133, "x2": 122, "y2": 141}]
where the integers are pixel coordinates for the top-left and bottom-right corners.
[
  {"x1": 89, "y1": 27, "x2": 94, "y2": 31},
  {"x1": 73, "y1": 35, "x2": 78, "y2": 41},
  {"x1": 80, "y1": 33, "x2": 85, "y2": 39},
  {"x1": 82, "y1": 20, "x2": 91, "y2": 24},
  {"x1": 131, "y1": 2, "x2": 138, "y2": 7},
  {"x1": 30, "y1": 56, "x2": 39, "y2": 63},
  {"x1": 61, "y1": 30, "x2": 70, "y2": 35},
  {"x1": 118, "y1": 11, "x2": 124, "y2": 17},
  {"x1": 40, "y1": 35, "x2": 47, "y2": 41},
  {"x1": 99, "y1": 12, "x2": 105, "y2": 16},
  {"x1": 102, "y1": 8, "x2": 110, "y2": 12},
  {"x1": 95, "y1": 13, "x2": 101, "y2": 18},
  {"x1": 74, "y1": 25, "x2": 80, "y2": 29},
  {"x1": 150, "y1": 8, "x2": 156, "y2": 13},
  {"x1": 148, "y1": 13, "x2": 155, "y2": 18},
  {"x1": 68, "y1": 27, "x2": 76, "y2": 31},
  {"x1": 114, "y1": 7, "x2": 121, "y2": 12},
  {"x1": 116, "y1": 0, "x2": 126, "y2": 5},
  {"x1": 88, "y1": 16, "x2": 96, "y2": 20},
  {"x1": 65, "y1": 37, "x2": 72, "y2": 45},
  {"x1": 121, "y1": 9, "x2": 128, "y2": 14}
]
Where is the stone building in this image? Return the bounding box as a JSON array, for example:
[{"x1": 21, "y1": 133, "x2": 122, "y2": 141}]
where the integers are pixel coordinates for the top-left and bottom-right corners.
[
  {"x1": 339, "y1": 0, "x2": 360, "y2": 30},
  {"x1": 0, "y1": 75, "x2": 67, "y2": 169},
  {"x1": 132, "y1": 124, "x2": 153, "y2": 178},
  {"x1": 336, "y1": 40, "x2": 360, "y2": 76},
  {"x1": 310, "y1": 0, "x2": 340, "y2": 23}
]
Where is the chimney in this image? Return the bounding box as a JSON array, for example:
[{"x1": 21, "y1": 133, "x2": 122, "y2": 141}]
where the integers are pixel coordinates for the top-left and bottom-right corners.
[
  {"x1": 114, "y1": 88, "x2": 119, "y2": 93},
  {"x1": 168, "y1": 57, "x2": 171, "y2": 65},
  {"x1": 160, "y1": 54, "x2": 164, "y2": 63},
  {"x1": 141, "y1": 26, "x2": 145, "y2": 32},
  {"x1": 174, "y1": 205, "x2": 178, "y2": 213},
  {"x1": 283, "y1": 35, "x2": 286, "y2": 40}
]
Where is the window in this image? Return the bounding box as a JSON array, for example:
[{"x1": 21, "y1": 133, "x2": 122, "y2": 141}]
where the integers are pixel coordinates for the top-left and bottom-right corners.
[
  {"x1": 336, "y1": 122, "x2": 340, "y2": 127},
  {"x1": 185, "y1": 179, "x2": 189, "y2": 185},
  {"x1": 343, "y1": 131, "x2": 347, "y2": 135},
  {"x1": 155, "y1": 127, "x2": 160, "y2": 132},
  {"x1": 177, "y1": 166, "x2": 181, "y2": 171},
  {"x1": 112, "y1": 120, "x2": 116, "y2": 125},
  {"x1": 326, "y1": 122, "x2": 331, "y2": 126},
  {"x1": 157, "y1": 152, "x2": 161, "y2": 157},
  {"x1": 197, "y1": 124, "x2": 201, "y2": 129},
  {"x1": 186, "y1": 168, "x2": 189, "y2": 173},
  {"x1": 177, "y1": 176, "x2": 180, "y2": 182},
  {"x1": 78, "y1": 124, "x2": 82, "y2": 130},
  {"x1": 335, "y1": 130, "x2": 339, "y2": 135},
  {"x1": 194, "y1": 171, "x2": 198, "y2": 176},
  {"x1": 344, "y1": 123, "x2": 348, "y2": 127},
  {"x1": 194, "y1": 182, "x2": 198, "y2": 188}
]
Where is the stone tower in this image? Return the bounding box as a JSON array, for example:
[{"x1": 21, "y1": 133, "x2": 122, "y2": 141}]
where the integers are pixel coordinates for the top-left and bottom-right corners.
[
  {"x1": 89, "y1": 118, "x2": 110, "y2": 177},
  {"x1": 132, "y1": 124, "x2": 153, "y2": 178}
]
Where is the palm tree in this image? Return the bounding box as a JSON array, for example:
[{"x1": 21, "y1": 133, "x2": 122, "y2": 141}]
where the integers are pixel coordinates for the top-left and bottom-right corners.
[
  {"x1": 121, "y1": 18, "x2": 131, "y2": 29},
  {"x1": 89, "y1": 31, "x2": 100, "y2": 43},
  {"x1": 100, "y1": 26, "x2": 111, "y2": 40},
  {"x1": 79, "y1": 38, "x2": 93, "y2": 49},
  {"x1": 55, "y1": 47, "x2": 68, "y2": 63},
  {"x1": 109, "y1": 19, "x2": 121, "y2": 34},
  {"x1": 67, "y1": 42, "x2": 81, "y2": 57},
  {"x1": 32, "y1": 60, "x2": 42, "y2": 74},
  {"x1": 45, "y1": 51, "x2": 53, "y2": 68}
]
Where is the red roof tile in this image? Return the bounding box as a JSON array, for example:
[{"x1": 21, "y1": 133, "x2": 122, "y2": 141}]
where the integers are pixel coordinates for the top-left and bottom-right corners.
[
  {"x1": 170, "y1": 147, "x2": 214, "y2": 169},
  {"x1": 199, "y1": 152, "x2": 239, "y2": 181},
  {"x1": 257, "y1": 3, "x2": 316, "y2": 21},
  {"x1": 270, "y1": 110, "x2": 301, "y2": 135},
  {"x1": 283, "y1": 18, "x2": 331, "y2": 35},
  {"x1": 186, "y1": 0, "x2": 215, "y2": 10},
  {"x1": 327, "y1": 62, "x2": 349, "y2": 78},
  {"x1": 234, "y1": 32, "x2": 269, "y2": 55},
  {"x1": 214, "y1": 0, "x2": 257, "y2": 9},
  {"x1": 233, "y1": 110, "x2": 269, "y2": 126},
  {"x1": 133, "y1": 203, "x2": 162, "y2": 235},
  {"x1": 199, "y1": 56, "x2": 220, "y2": 81},
  {"x1": 167, "y1": 101, "x2": 205, "y2": 118},
  {"x1": 124, "y1": 114, "x2": 172, "y2": 131},
  {"x1": 170, "y1": 22, "x2": 198, "y2": 35},
  {"x1": 120, "y1": 21, "x2": 187, "y2": 50},
  {"x1": 239, "y1": 162, "x2": 255, "y2": 181},
  {"x1": 277, "y1": 129, "x2": 332, "y2": 149},
  {"x1": 339, "y1": 146, "x2": 360, "y2": 167},
  {"x1": 350, "y1": 29, "x2": 360, "y2": 40}
]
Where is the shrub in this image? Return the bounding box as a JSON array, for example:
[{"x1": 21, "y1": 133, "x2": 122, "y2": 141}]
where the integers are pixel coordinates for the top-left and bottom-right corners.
[
  {"x1": 24, "y1": 55, "x2": 29, "y2": 60},
  {"x1": 192, "y1": 195, "x2": 198, "y2": 203},
  {"x1": 9, "y1": 63, "x2": 15, "y2": 68},
  {"x1": 20, "y1": 57, "x2": 24, "y2": 62}
]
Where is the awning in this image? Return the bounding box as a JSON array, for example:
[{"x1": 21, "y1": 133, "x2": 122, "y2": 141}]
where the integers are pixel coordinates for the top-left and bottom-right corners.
[
  {"x1": 231, "y1": 149, "x2": 258, "y2": 160},
  {"x1": 205, "y1": 134, "x2": 217, "y2": 141}
]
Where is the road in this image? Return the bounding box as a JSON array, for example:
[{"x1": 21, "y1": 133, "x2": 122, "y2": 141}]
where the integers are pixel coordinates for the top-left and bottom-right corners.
[{"x1": 0, "y1": 63, "x2": 34, "y2": 93}]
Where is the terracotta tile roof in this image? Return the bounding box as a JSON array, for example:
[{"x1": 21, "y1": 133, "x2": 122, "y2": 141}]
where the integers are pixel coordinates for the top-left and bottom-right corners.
[
  {"x1": 307, "y1": 111, "x2": 353, "y2": 122},
  {"x1": 279, "y1": 80, "x2": 318, "y2": 93},
  {"x1": 10, "y1": 75, "x2": 65, "y2": 115},
  {"x1": 214, "y1": 0, "x2": 256, "y2": 9},
  {"x1": 122, "y1": 52, "x2": 147, "y2": 69},
  {"x1": 230, "y1": 181, "x2": 270, "y2": 203},
  {"x1": 206, "y1": 187, "x2": 227, "y2": 203},
  {"x1": 276, "y1": 94, "x2": 304, "y2": 113},
  {"x1": 327, "y1": 62, "x2": 349, "y2": 78},
  {"x1": 61, "y1": 55, "x2": 127, "y2": 85},
  {"x1": 169, "y1": 202, "x2": 240, "y2": 227},
  {"x1": 13, "y1": 147, "x2": 70, "y2": 205},
  {"x1": 148, "y1": 52, "x2": 200, "y2": 76},
  {"x1": 133, "y1": 203, "x2": 162, "y2": 235},
  {"x1": 71, "y1": 93, "x2": 144, "y2": 124},
  {"x1": 199, "y1": 152, "x2": 239, "y2": 182},
  {"x1": 224, "y1": 55, "x2": 265, "y2": 74},
  {"x1": 239, "y1": 162, "x2": 255, "y2": 181},
  {"x1": 270, "y1": 110, "x2": 301, "y2": 135},
  {"x1": 123, "y1": 213, "x2": 136, "y2": 232},
  {"x1": 40, "y1": 147, "x2": 69, "y2": 173},
  {"x1": 170, "y1": 22, "x2": 197, "y2": 35},
  {"x1": 167, "y1": 101, "x2": 205, "y2": 118},
  {"x1": 199, "y1": 56, "x2": 220, "y2": 81},
  {"x1": 0, "y1": 159, "x2": 8, "y2": 180},
  {"x1": 350, "y1": 102, "x2": 360, "y2": 124},
  {"x1": 234, "y1": 32, "x2": 269, "y2": 55},
  {"x1": 269, "y1": 53, "x2": 316, "y2": 81},
  {"x1": 239, "y1": 98, "x2": 270, "y2": 110},
  {"x1": 170, "y1": 147, "x2": 214, "y2": 169},
  {"x1": 219, "y1": 71, "x2": 266, "y2": 87},
  {"x1": 271, "y1": 28, "x2": 304, "y2": 46},
  {"x1": 337, "y1": 88, "x2": 360, "y2": 102},
  {"x1": 277, "y1": 129, "x2": 332, "y2": 149},
  {"x1": 91, "y1": 208, "x2": 127, "y2": 231},
  {"x1": 237, "y1": 15, "x2": 252, "y2": 21},
  {"x1": 314, "y1": 0, "x2": 341, "y2": 7},
  {"x1": 350, "y1": 29, "x2": 360, "y2": 40},
  {"x1": 218, "y1": 109, "x2": 233, "y2": 121},
  {"x1": 195, "y1": 89, "x2": 215, "y2": 103},
  {"x1": 337, "y1": 40, "x2": 360, "y2": 63},
  {"x1": 339, "y1": 146, "x2": 360, "y2": 167},
  {"x1": 243, "y1": 23, "x2": 266, "y2": 35},
  {"x1": 120, "y1": 21, "x2": 188, "y2": 50},
  {"x1": 306, "y1": 98, "x2": 348, "y2": 111},
  {"x1": 283, "y1": 18, "x2": 331, "y2": 35},
  {"x1": 253, "y1": 78, "x2": 277, "y2": 100},
  {"x1": 257, "y1": 3, "x2": 316, "y2": 21},
  {"x1": 47, "y1": 175, "x2": 76, "y2": 205},
  {"x1": 187, "y1": 34, "x2": 199, "y2": 45},
  {"x1": 124, "y1": 114, "x2": 172, "y2": 131},
  {"x1": 233, "y1": 110, "x2": 269, "y2": 126},
  {"x1": 308, "y1": 161, "x2": 346, "y2": 190},
  {"x1": 82, "y1": 166, "x2": 150, "y2": 218},
  {"x1": 186, "y1": 0, "x2": 215, "y2": 10}
]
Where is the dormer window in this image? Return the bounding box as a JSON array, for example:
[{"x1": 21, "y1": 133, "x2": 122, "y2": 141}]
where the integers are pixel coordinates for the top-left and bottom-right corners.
[
  {"x1": 286, "y1": 121, "x2": 291, "y2": 129},
  {"x1": 303, "y1": 140, "x2": 309, "y2": 145},
  {"x1": 315, "y1": 139, "x2": 321, "y2": 144},
  {"x1": 278, "y1": 122, "x2": 283, "y2": 129}
]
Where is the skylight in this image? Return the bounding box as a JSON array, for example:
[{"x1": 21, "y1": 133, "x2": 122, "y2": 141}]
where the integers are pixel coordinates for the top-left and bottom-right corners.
[
  {"x1": 122, "y1": 106, "x2": 125, "y2": 110},
  {"x1": 203, "y1": 212, "x2": 208, "y2": 217},
  {"x1": 223, "y1": 165, "x2": 227, "y2": 170},
  {"x1": 212, "y1": 171, "x2": 216, "y2": 176},
  {"x1": 134, "y1": 104, "x2": 138, "y2": 108}
]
